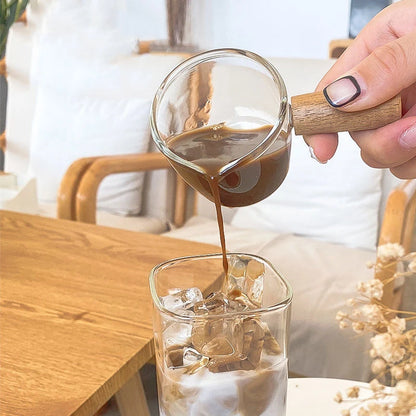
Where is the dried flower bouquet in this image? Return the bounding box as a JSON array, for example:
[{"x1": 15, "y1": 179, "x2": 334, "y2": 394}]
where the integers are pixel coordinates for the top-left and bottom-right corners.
[{"x1": 335, "y1": 243, "x2": 416, "y2": 416}]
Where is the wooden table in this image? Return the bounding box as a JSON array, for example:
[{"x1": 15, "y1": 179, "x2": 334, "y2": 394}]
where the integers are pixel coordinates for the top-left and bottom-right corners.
[{"x1": 0, "y1": 210, "x2": 219, "y2": 416}]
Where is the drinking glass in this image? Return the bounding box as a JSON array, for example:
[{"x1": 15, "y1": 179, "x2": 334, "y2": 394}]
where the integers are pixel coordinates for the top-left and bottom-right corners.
[{"x1": 150, "y1": 252, "x2": 292, "y2": 416}]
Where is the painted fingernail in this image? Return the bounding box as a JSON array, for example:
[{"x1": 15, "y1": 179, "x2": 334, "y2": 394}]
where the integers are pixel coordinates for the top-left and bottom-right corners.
[
  {"x1": 399, "y1": 124, "x2": 416, "y2": 149},
  {"x1": 323, "y1": 75, "x2": 361, "y2": 107},
  {"x1": 309, "y1": 146, "x2": 327, "y2": 164}
]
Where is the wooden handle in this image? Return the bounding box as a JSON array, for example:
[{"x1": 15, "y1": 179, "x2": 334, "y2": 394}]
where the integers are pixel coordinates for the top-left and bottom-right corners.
[{"x1": 291, "y1": 92, "x2": 402, "y2": 135}]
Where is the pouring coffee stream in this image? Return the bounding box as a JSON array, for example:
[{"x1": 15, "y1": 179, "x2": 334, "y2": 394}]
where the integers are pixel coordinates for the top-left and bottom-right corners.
[
  {"x1": 151, "y1": 49, "x2": 402, "y2": 275},
  {"x1": 166, "y1": 124, "x2": 290, "y2": 273}
]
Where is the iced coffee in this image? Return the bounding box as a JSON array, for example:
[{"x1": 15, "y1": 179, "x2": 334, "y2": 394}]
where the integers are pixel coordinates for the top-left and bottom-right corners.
[{"x1": 150, "y1": 253, "x2": 292, "y2": 416}]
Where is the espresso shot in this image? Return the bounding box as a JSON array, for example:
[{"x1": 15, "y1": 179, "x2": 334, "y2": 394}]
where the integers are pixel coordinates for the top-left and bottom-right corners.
[{"x1": 167, "y1": 124, "x2": 291, "y2": 208}]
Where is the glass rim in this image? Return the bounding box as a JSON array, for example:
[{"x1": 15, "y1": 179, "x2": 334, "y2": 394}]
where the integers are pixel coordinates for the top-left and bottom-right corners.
[
  {"x1": 149, "y1": 252, "x2": 293, "y2": 322},
  {"x1": 150, "y1": 48, "x2": 290, "y2": 176}
]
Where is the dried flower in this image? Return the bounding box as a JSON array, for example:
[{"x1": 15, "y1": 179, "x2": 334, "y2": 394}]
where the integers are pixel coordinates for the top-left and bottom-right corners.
[
  {"x1": 339, "y1": 320, "x2": 349, "y2": 329},
  {"x1": 335, "y1": 245, "x2": 416, "y2": 415},
  {"x1": 371, "y1": 333, "x2": 406, "y2": 363},
  {"x1": 371, "y1": 358, "x2": 386, "y2": 375},
  {"x1": 346, "y1": 386, "x2": 360, "y2": 398},
  {"x1": 361, "y1": 304, "x2": 384, "y2": 325},
  {"x1": 352, "y1": 321, "x2": 365, "y2": 334},
  {"x1": 367, "y1": 401, "x2": 388, "y2": 415},
  {"x1": 336, "y1": 311, "x2": 348, "y2": 321},
  {"x1": 388, "y1": 317, "x2": 406, "y2": 334},
  {"x1": 369, "y1": 378, "x2": 385, "y2": 392},
  {"x1": 377, "y1": 243, "x2": 405, "y2": 263},
  {"x1": 395, "y1": 380, "x2": 415, "y2": 402},
  {"x1": 346, "y1": 298, "x2": 357, "y2": 307},
  {"x1": 390, "y1": 365, "x2": 405, "y2": 380},
  {"x1": 356, "y1": 279, "x2": 384, "y2": 300},
  {"x1": 357, "y1": 408, "x2": 369, "y2": 416},
  {"x1": 366, "y1": 260, "x2": 375, "y2": 269}
]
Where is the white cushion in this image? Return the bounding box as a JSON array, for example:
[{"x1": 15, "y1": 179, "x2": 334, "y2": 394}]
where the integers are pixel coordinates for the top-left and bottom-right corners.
[
  {"x1": 38, "y1": 203, "x2": 169, "y2": 234},
  {"x1": 29, "y1": 90, "x2": 151, "y2": 215},
  {"x1": 231, "y1": 133, "x2": 382, "y2": 250},
  {"x1": 165, "y1": 216, "x2": 375, "y2": 381},
  {"x1": 19, "y1": 0, "x2": 185, "y2": 215},
  {"x1": 0, "y1": 175, "x2": 38, "y2": 215},
  {"x1": 4, "y1": 77, "x2": 37, "y2": 175}
]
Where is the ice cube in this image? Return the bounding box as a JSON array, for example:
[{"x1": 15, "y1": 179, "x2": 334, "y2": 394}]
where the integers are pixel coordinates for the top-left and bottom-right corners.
[
  {"x1": 194, "y1": 291, "x2": 248, "y2": 315},
  {"x1": 227, "y1": 288, "x2": 258, "y2": 310},
  {"x1": 260, "y1": 322, "x2": 282, "y2": 355},
  {"x1": 166, "y1": 345, "x2": 185, "y2": 368},
  {"x1": 229, "y1": 256, "x2": 246, "y2": 277},
  {"x1": 163, "y1": 321, "x2": 192, "y2": 347},
  {"x1": 207, "y1": 353, "x2": 247, "y2": 373},
  {"x1": 207, "y1": 318, "x2": 265, "y2": 373},
  {"x1": 191, "y1": 318, "x2": 225, "y2": 350},
  {"x1": 223, "y1": 255, "x2": 265, "y2": 307},
  {"x1": 242, "y1": 318, "x2": 265, "y2": 368},
  {"x1": 192, "y1": 315, "x2": 245, "y2": 359},
  {"x1": 183, "y1": 347, "x2": 208, "y2": 365},
  {"x1": 201, "y1": 336, "x2": 235, "y2": 357},
  {"x1": 161, "y1": 287, "x2": 203, "y2": 312},
  {"x1": 244, "y1": 259, "x2": 265, "y2": 306},
  {"x1": 193, "y1": 292, "x2": 228, "y2": 315},
  {"x1": 224, "y1": 255, "x2": 247, "y2": 293},
  {"x1": 183, "y1": 347, "x2": 209, "y2": 374},
  {"x1": 246, "y1": 258, "x2": 265, "y2": 279}
]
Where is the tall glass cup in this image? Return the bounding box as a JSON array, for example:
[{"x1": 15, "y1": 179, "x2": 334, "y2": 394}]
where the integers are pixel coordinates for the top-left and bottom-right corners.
[{"x1": 150, "y1": 253, "x2": 292, "y2": 416}]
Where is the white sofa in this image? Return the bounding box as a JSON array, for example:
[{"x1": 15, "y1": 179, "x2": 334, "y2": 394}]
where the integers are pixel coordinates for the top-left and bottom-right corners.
[{"x1": 3, "y1": 1, "x2": 415, "y2": 383}]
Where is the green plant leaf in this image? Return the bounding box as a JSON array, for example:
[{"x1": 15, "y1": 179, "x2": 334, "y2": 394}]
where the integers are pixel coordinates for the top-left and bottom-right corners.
[
  {"x1": 0, "y1": 1, "x2": 7, "y2": 19},
  {"x1": 0, "y1": 34, "x2": 7, "y2": 57},
  {"x1": 16, "y1": 0, "x2": 28, "y2": 20},
  {"x1": 0, "y1": 0, "x2": 29, "y2": 57},
  {"x1": 6, "y1": 0, "x2": 19, "y2": 28}
]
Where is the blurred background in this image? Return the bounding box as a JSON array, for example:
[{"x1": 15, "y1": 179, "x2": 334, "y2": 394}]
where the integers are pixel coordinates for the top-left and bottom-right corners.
[{"x1": 0, "y1": 0, "x2": 394, "y2": 170}]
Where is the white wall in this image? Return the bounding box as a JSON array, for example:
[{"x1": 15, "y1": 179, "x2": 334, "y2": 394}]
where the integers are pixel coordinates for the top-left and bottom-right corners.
[
  {"x1": 125, "y1": 0, "x2": 351, "y2": 59},
  {"x1": 187, "y1": 0, "x2": 351, "y2": 59}
]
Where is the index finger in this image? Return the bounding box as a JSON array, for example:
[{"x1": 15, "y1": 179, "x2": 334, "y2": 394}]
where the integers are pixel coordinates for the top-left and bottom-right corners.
[{"x1": 316, "y1": 1, "x2": 412, "y2": 90}]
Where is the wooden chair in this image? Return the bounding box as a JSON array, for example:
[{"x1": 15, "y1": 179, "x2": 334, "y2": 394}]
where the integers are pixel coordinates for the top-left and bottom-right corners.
[
  {"x1": 58, "y1": 152, "x2": 190, "y2": 228},
  {"x1": 328, "y1": 38, "x2": 354, "y2": 58}
]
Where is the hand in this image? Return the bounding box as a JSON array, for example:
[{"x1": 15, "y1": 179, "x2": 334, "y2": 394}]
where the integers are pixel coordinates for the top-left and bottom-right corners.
[{"x1": 304, "y1": 0, "x2": 416, "y2": 179}]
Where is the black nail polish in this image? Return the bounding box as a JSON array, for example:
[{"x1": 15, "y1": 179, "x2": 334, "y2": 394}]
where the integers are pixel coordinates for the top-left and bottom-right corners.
[{"x1": 323, "y1": 75, "x2": 361, "y2": 108}]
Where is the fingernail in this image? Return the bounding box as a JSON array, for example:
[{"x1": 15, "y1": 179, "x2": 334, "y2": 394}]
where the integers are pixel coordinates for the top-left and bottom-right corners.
[
  {"x1": 323, "y1": 75, "x2": 361, "y2": 107},
  {"x1": 309, "y1": 146, "x2": 327, "y2": 164},
  {"x1": 399, "y1": 124, "x2": 416, "y2": 149}
]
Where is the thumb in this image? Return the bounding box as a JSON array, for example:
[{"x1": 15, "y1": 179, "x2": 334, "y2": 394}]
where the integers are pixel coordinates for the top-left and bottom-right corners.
[{"x1": 323, "y1": 31, "x2": 416, "y2": 111}]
